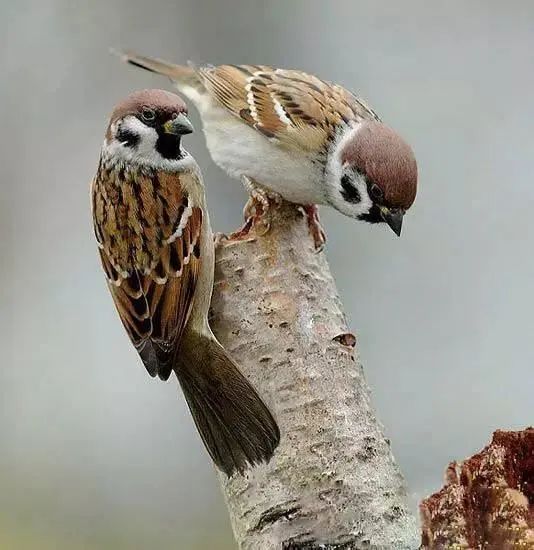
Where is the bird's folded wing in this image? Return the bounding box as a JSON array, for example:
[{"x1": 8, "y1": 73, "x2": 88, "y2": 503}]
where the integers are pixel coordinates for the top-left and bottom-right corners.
[
  {"x1": 94, "y1": 170, "x2": 203, "y2": 380},
  {"x1": 197, "y1": 64, "x2": 380, "y2": 151}
]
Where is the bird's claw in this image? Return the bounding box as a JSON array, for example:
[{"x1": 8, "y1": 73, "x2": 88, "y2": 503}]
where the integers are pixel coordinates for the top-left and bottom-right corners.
[
  {"x1": 227, "y1": 216, "x2": 255, "y2": 241},
  {"x1": 301, "y1": 204, "x2": 327, "y2": 252},
  {"x1": 228, "y1": 178, "x2": 282, "y2": 241}
]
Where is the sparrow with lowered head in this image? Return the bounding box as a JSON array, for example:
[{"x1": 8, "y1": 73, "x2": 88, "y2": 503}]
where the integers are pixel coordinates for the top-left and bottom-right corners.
[
  {"x1": 117, "y1": 51, "x2": 418, "y2": 249},
  {"x1": 91, "y1": 89, "x2": 279, "y2": 476}
]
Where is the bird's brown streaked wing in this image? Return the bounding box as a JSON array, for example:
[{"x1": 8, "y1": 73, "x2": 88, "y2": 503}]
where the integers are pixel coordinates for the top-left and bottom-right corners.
[
  {"x1": 197, "y1": 65, "x2": 380, "y2": 151},
  {"x1": 93, "y1": 169, "x2": 203, "y2": 381},
  {"x1": 140, "y1": 203, "x2": 202, "y2": 381},
  {"x1": 195, "y1": 64, "x2": 268, "y2": 114}
]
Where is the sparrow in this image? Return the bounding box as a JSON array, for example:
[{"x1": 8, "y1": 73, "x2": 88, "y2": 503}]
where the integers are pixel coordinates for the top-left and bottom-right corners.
[
  {"x1": 91, "y1": 89, "x2": 279, "y2": 476},
  {"x1": 116, "y1": 51, "x2": 418, "y2": 249}
]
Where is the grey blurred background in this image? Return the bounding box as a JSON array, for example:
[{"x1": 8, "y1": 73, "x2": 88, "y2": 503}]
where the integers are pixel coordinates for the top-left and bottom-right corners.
[{"x1": 2, "y1": 1, "x2": 533, "y2": 548}]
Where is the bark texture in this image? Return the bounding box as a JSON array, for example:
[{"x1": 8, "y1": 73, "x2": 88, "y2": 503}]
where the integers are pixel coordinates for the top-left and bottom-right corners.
[
  {"x1": 420, "y1": 428, "x2": 534, "y2": 550},
  {"x1": 210, "y1": 202, "x2": 418, "y2": 550}
]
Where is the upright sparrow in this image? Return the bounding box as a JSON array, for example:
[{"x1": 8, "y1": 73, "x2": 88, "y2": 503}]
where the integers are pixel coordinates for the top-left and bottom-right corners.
[
  {"x1": 91, "y1": 89, "x2": 279, "y2": 475},
  {"x1": 117, "y1": 51, "x2": 418, "y2": 249}
]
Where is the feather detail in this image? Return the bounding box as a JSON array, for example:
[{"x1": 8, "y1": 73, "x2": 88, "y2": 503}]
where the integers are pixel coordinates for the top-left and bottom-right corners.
[
  {"x1": 92, "y1": 164, "x2": 203, "y2": 380},
  {"x1": 117, "y1": 51, "x2": 381, "y2": 154},
  {"x1": 197, "y1": 64, "x2": 380, "y2": 151}
]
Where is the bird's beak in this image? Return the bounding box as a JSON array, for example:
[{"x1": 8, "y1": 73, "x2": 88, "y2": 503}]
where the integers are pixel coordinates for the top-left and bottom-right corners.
[
  {"x1": 380, "y1": 207, "x2": 404, "y2": 237},
  {"x1": 163, "y1": 113, "x2": 194, "y2": 136}
]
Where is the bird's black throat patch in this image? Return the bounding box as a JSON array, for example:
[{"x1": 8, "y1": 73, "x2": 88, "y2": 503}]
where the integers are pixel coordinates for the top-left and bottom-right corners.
[
  {"x1": 358, "y1": 204, "x2": 382, "y2": 224},
  {"x1": 155, "y1": 132, "x2": 183, "y2": 160}
]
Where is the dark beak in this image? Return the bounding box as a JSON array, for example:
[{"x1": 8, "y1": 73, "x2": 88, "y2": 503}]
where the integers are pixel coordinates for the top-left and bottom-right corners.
[
  {"x1": 380, "y1": 207, "x2": 404, "y2": 237},
  {"x1": 162, "y1": 113, "x2": 194, "y2": 136}
]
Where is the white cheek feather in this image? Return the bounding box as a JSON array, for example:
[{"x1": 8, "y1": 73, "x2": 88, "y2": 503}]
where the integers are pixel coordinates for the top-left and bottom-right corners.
[
  {"x1": 348, "y1": 172, "x2": 373, "y2": 216},
  {"x1": 103, "y1": 116, "x2": 196, "y2": 173},
  {"x1": 325, "y1": 122, "x2": 361, "y2": 188},
  {"x1": 324, "y1": 123, "x2": 373, "y2": 219}
]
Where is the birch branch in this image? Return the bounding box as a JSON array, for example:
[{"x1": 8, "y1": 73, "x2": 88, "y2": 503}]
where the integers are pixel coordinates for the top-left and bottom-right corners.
[{"x1": 209, "y1": 201, "x2": 418, "y2": 549}]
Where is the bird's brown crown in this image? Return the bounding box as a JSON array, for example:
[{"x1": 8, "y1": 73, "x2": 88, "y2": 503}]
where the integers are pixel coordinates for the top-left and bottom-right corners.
[
  {"x1": 107, "y1": 89, "x2": 188, "y2": 131},
  {"x1": 341, "y1": 121, "x2": 417, "y2": 210}
]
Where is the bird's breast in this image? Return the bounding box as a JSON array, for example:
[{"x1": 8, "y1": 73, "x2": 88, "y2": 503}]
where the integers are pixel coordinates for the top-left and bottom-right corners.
[
  {"x1": 94, "y1": 165, "x2": 187, "y2": 274},
  {"x1": 200, "y1": 108, "x2": 326, "y2": 204}
]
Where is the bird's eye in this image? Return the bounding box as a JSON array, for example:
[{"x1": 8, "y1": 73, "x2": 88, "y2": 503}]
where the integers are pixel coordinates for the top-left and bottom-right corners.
[
  {"x1": 369, "y1": 183, "x2": 384, "y2": 202},
  {"x1": 141, "y1": 108, "x2": 156, "y2": 122}
]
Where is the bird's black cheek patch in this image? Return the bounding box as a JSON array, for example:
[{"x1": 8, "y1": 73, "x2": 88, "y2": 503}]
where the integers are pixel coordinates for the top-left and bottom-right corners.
[
  {"x1": 116, "y1": 127, "x2": 140, "y2": 148},
  {"x1": 340, "y1": 174, "x2": 361, "y2": 203}
]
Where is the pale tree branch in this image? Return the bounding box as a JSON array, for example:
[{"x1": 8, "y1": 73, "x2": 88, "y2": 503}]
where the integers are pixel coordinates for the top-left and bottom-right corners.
[{"x1": 209, "y1": 201, "x2": 418, "y2": 550}]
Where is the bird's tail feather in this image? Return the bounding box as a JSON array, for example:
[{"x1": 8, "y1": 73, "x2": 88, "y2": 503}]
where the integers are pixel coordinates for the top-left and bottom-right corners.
[
  {"x1": 112, "y1": 49, "x2": 200, "y2": 88},
  {"x1": 175, "y1": 332, "x2": 280, "y2": 476}
]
